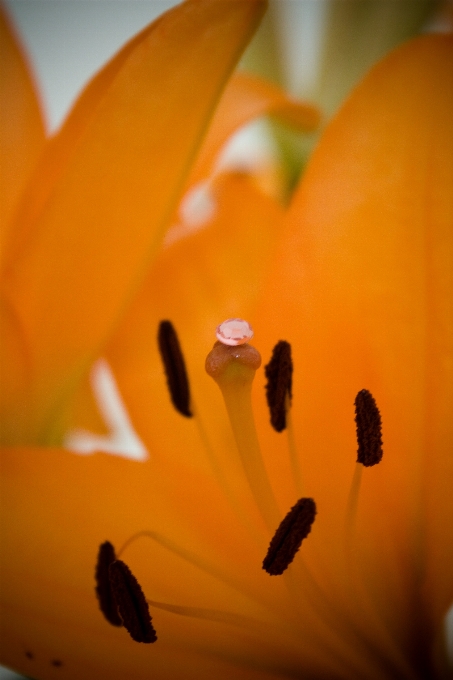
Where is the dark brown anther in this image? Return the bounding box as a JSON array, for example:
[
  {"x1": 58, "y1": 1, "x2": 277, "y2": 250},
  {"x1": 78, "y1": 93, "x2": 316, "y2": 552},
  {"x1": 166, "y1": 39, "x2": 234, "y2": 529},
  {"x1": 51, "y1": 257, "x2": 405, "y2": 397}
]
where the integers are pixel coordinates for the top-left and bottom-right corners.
[
  {"x1": 262, "y1": 498, "x2": 316, "y2": 576},
  {"x1": 354, "y1": 389, "x2": 383, "y2": 467},
  {"x1": 109, "y1": 559, "x2": 157, "y2": 643},
  {"x1": 264, "y1": 340, "x2": 293, "y2": 432},
  {"x1": 95, "y1": 541, "x2": 122, "y2": 626},
  {"x1": 158, "y1": 320, "x2": 192, "y2": 417}
]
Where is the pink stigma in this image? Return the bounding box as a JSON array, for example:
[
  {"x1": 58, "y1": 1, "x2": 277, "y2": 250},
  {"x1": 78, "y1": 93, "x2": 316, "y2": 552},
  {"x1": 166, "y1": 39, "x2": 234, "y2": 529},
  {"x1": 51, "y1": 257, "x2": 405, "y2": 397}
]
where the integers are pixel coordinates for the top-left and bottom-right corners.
[{"x1": 216, "y1": 319, "x2": 254, "y2": 346}]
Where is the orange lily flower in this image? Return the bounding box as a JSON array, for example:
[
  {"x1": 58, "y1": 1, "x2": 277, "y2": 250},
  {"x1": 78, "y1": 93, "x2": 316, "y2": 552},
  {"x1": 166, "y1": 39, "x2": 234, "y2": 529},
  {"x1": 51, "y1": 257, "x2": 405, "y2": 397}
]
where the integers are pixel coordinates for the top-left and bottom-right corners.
[{"x1": 1, "y1": 1, "x2": 452, "y2": 679}]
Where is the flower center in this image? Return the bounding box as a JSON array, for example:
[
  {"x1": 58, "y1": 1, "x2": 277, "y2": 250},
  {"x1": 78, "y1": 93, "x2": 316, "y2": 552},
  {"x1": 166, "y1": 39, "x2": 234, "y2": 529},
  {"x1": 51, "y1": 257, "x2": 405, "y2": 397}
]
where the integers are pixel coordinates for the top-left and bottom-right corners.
[{"x1": 96, "y1": 318, "x2": 386, "y2": 656}]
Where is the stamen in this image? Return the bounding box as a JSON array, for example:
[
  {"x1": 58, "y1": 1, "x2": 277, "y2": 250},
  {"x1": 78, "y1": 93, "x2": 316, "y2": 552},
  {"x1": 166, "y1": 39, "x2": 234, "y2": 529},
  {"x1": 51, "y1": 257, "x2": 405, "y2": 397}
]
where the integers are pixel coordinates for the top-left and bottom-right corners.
[
  {"x1": 346, "y1": 391, "x2": 383, "y2": 553},
  {"x1": 285, "y1": 398, "x2": 304, "y2": 497},
  {"x1": 98, "y1": 539, "x2": 263, "y2": 634},
  {"x1": 264, "y1": 340, "x2": 293, "y2": 432},
  {"x1": 157, "y1": 320, "x2": 192, "y2": 418},
  {"x1": 206, "y1": 335, "x2": 280, "y2": 533},
  {"x1": 344, "y1": 393, "x2": 418, "y2": 676},
  {"x1": 116, "y1": 529, "x2": 261, "y2": 611},
  {"x1": 108, "y1": 559, "x2": 157, "y2": 643},
  {"x1": 95, "y1": 541, "x2": 122, "y2": 626},
  {"x1": 265, "y1": 342, "x2": 302, "y2": 495},
  {"x1": 147, "y1": 599, "x2": 261, "y2": 630},
  {"x1": 263, "y1": 498, "x2": 316, "y2": 576},
  {"x1": 354, "y1": 389, "x2": 383, "y2": 467}
]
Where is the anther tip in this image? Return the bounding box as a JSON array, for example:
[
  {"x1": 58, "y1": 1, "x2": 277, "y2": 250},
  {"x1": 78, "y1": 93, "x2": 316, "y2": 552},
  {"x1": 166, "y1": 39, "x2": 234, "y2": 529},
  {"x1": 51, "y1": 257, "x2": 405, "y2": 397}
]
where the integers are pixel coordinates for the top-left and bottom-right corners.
[
  {"x1": 263, "y1": 498, "x2": 317, "y2": 576},
  {"x1": 354, "y1": 389, "x2": 383, "y2": 467},
  {"x1": 95, "y1": 541, "x2": 123, "y2": 627},
  {"x1": 157, "y1": 320, "x2": 192, "y2": 418},
  {"x1": 264, "y1": 340, "x2": 293, "y2": 432},
  {"x1": 109, "y1": 559, "x2": 157, "y2": 644}
]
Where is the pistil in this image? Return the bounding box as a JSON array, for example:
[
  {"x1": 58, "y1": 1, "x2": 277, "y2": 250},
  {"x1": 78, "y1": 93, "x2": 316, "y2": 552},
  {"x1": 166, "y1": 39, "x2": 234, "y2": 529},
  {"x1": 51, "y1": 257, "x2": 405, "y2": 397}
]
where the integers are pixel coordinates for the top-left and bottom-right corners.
[{"x1": 205, "y1": 325, "x2": 280, "y2": 534}]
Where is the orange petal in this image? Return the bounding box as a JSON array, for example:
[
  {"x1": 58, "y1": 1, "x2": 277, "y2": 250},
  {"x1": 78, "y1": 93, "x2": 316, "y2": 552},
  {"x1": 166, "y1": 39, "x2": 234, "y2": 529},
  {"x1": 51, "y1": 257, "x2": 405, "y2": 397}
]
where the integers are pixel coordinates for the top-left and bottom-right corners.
[
  {"x1": 0, "y1": 0, "x2": 266, "y2": 444},
  {"x1": 103, "y1": 173, "x2": 284, "y2": 457},
  {"x1": 0, "y1": 6, "x2": 45, "y2": 254},
  {"x1": 0, "y1": 434, "x2": 394, "y2": 680},
  {"x1": 186, "y1": 71, "x2": 320, "y2": 185},
  {"x1": 255, "y1": 33, "x2": 453, "y2": 659},
  {"x1": 0, "y1": 445, "x2": 293, "y2": 679}
]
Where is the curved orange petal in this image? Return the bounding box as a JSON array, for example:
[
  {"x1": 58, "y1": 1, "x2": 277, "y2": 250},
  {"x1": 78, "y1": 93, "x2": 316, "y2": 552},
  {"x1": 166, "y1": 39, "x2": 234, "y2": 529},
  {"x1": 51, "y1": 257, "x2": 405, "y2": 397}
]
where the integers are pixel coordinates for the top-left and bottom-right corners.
[
  {"x1": 0, "y1": 445, "x2": 294, "y2": 680},
  {"x1": 186, "y1": 71, "x2": 320, "y2": 185},
  {"x1": 2, "y1": 11, "x2": 169, "y2": 264},
  {"x1": 0, "y1": 0, "x2": 266, "y2": 445},
  {"x1": 0, "y1": 6, "x2": 45, "y2": 254},
  {"x1": 103, "y1": 173, "x2": 284, "y2": 455},
  {"x1": 104, "y1": 73, "x2": 318, "y2": 403},
  {"x1": 0, "y1": 431, "x2": 398, "y2": 680},
  {"x1": 254, "y1": 33, "x2": 452, "y2": 670}
]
